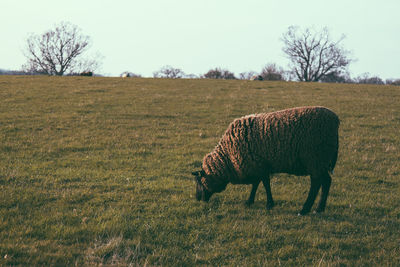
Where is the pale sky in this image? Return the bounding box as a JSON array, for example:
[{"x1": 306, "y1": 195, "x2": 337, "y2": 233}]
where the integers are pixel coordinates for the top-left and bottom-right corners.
[{"x1": 1, "y1": 0, "x2": 399, "y2": 79}]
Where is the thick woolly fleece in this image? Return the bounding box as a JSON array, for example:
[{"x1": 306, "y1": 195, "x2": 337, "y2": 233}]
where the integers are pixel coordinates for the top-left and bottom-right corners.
[{"x1": 202, "y1": 106, "x2": 339, "y2": 191}]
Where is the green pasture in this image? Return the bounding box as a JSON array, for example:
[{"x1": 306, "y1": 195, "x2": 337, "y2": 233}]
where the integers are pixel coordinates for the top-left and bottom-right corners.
[{"x1": 0, "y1": 76, "x2": 399, "y2": 265}]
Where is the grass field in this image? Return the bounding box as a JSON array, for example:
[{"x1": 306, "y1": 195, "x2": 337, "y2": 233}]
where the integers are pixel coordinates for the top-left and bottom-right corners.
[{"x1": 0, "y1": 76, "x2": 399, "y2": 266}]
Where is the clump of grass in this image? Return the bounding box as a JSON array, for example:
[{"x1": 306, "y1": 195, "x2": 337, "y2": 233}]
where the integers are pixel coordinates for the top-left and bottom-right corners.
[{"x1": 0, "y1": 76, "x2": 399, "y2": 265}]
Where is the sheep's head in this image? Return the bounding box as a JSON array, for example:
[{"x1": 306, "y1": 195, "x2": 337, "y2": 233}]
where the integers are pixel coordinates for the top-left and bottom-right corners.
[
  {"x1": 192, "y1": 170, "x2": 227, "y2": 202},
  {"x1": 192, "y1": 170, "x2": 213, "y2": 202}
]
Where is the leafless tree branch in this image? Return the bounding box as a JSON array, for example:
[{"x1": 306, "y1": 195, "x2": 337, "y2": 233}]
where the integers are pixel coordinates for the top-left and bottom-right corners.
[
  {"x1": 23, "y1": 22, "x2": 100, "y2": 75},
  {"x1": 282, "y1": 26, "x2": 352, "y2": 82}
]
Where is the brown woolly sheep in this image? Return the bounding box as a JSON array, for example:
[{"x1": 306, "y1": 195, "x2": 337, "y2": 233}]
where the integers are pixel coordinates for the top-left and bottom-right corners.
[{"x1": 192, "y1": 106, "x2": 339, "y2": 215}]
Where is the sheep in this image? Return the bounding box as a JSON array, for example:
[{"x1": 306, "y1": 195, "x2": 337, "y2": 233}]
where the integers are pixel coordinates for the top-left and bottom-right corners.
[
  {"x1": 121, "y1": 72, "x2": 131, "y2": 78},
  {"x1": 192, "y1": 106, "x2": 339, "y2": 215},
  {"x1": 251, "y1": 75, "x2": 263, "y2": 81}
]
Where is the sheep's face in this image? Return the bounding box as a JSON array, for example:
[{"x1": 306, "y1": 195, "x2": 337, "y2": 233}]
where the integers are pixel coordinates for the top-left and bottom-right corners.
[{"x1": 192, "y1": 170, "x2": 213, "y2": 202}]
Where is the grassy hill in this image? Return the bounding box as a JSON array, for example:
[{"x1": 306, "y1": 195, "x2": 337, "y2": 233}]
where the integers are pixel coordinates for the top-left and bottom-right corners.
[{"x1": 0, "y1": 76, "x2": 399, "y2": 265}]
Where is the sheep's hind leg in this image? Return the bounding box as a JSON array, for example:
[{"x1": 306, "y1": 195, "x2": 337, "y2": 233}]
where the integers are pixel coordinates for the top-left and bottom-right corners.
[
  {"x1": 262, "y1": 176, "x2": 274, "y2": 210},
  {"x1": 245, "y1": 181, "x2": 260, "y2": 206},
  {"x1": 299, "y1": 175, "x2": 322, "y2": 215},
  {"x1": 316, "y1": 172, "x2": 332, "y2": 213}
]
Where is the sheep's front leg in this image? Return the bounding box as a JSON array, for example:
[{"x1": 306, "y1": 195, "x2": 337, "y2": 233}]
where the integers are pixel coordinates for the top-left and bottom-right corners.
[
  {"x1": 245, "y1": 181, "x2": 260, "y2": 206},
  {"x1": 262, "y1": 176, "x2": 274, "y2": 210}
]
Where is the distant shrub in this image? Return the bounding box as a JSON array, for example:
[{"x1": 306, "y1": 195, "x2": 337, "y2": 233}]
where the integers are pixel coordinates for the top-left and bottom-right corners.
[
  {"x1": 80, "y1": 71, "x2": 93, "y2": 76},
  {"x1": 356, "y1": 73, "x2": 384, "y2": 85},
  {"x1": 386, "y1": 79, "x2": 400, "y2": 86},
  {"x1": 320, "y1": 71, "x2": 353, "y2": 83},
  {"x1": 260, "y1": 63, "x2": 285, "y2": 81},
  {"x1": 203, "y1": 68, "x2": 236, "y2": 79},
  {"x1": 0, "y1": 69, "x2": 29, "y2": 75},
  {"x1": 153, "y1": 65, "x2": 184, "y2": 79},
  {"x1": 392, "y1": 80, "x2": 400, "y2": 86},
  {"x1": 359, "y1": 77, "x2": 384, "y2": 85}
]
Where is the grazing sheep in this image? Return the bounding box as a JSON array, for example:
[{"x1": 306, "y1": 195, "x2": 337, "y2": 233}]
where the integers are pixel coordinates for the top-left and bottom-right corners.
[
  {"x1": 192, "y1": 106, "x2": 339, "y2": 215},
  {"x1": 251, "y1": 75, "x2": 263, "y2": 81},
  {"x1": 121, "y1": 72, "x2": 131, "y2": 78}
]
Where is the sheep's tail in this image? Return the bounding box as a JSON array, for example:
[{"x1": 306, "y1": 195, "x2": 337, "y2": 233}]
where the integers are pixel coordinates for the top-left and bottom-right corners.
[
  {"x1": 329, "y1": 126, "x2": 340, "y2": 175},
  {"x1": 329, "y1": 146, "x2": 338, "y2": 175}
]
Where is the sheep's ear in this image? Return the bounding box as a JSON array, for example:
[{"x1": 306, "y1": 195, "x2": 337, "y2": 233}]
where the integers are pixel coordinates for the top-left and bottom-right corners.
[
  {"x1": 192, "y1": 171, "x2": 201, "y2": 177},
  {"x1": 192, "y1": 170, "x2": 205, "y2": 177}
]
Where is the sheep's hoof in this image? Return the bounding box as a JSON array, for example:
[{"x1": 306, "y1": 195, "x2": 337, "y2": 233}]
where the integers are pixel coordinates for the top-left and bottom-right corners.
[
  {"x1": 298, "y1": 210, "x2": 310, "y2": 216},
  {"x1": 266, "y1": 202, "x2": 275, "y2": 210},
  {"x1": 245, "y1": 200, "x2": 254, "y2": 207},
  {"x1": 315, "y1": 207, "x2": 325, "y2": 213}
]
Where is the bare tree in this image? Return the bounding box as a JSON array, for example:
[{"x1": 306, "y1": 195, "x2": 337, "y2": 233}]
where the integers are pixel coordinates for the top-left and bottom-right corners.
[
  {"x1": 282, "y1": 26, "x2": 352, "y2": 82},
  {"x1": 153, "y1": 65, "x2": 185, "y2": 78},
  {"x1": 23, "y1": 22, "x2": 100, "y2": 75}
]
